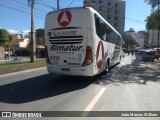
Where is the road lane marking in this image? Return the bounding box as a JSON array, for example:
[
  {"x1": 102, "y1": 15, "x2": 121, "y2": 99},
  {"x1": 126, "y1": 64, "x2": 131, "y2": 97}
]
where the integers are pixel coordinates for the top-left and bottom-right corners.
[{"x1": 81, "y1": 87, "x2": 106, "y2": 116}]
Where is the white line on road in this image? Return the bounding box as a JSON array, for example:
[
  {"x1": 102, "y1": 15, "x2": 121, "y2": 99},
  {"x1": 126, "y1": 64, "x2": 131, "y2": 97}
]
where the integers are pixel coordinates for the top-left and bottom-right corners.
[
  {"x1": 84, "y1": 87, "x2": 106, "y2": 111},
  {"x1": 81, "y1": 87, "x2": 106, "y2": 116}
]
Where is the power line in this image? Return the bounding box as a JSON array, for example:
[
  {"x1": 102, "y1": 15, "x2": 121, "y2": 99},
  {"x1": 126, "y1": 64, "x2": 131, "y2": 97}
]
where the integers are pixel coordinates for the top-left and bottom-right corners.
[
  {"x1": 126, "y1": 17, "x2": 145, "y2": 24},
  {"x1": 13, "y1": 0, "x2": 48, "y2": 13},
  {"x1": 77, "y1": 0, "x2": 145, "y2": 25},
  {"x1": 1, "y1": 0, "x2": 29, "y2": 11},
  {"x1": 0, "y1": 3, "x2": 45, "y2": 19},
  {"x1": 77, "y1": 0, "x2": 83, "y2": 3},
  {"x1": 67, "y1": 0, "x2": 75, "y2": 8},
  {"x1": 36, "y1": 0, "x2": 56, "y2": 10},
  {"x1": 38, "y1": 0, "x2": 53, "y2": 9},
  {"x1": 1, "y1": 0, "x2": 48, "y2": 14}
]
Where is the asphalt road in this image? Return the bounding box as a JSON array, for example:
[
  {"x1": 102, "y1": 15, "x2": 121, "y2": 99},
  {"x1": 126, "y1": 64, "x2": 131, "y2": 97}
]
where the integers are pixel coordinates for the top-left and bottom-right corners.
[{"x1": 0, "y1": 55, "x2": 160, "y2": 120}]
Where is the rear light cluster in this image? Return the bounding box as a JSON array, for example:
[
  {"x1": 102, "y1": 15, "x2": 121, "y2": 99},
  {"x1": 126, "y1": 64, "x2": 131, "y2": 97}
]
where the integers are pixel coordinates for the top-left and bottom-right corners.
[
  {"x1": 83, "y1": 6, "x2": 88, "y2": 9},
  {"x1": 82, "y1": 46, "x2": 93, "y2": 66},
  {"x1": 45, "y1": 46, "x2": 51, "y2": 64}
]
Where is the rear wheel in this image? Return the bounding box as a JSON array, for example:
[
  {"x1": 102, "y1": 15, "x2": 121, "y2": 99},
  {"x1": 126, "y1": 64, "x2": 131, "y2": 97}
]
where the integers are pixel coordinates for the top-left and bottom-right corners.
[{"x1": 104, "y1": 60, "x2": 110, "y2": 73}]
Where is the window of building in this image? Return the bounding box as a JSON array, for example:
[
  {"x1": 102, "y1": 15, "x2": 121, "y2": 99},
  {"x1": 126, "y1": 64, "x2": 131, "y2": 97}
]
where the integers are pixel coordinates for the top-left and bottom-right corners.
[
  {"x1": 115, "y1": 3, "x2": 118, "y2": 7},
  {"x1": 114, "y1": 17, "x2": 118, "y2": 20},
  {"x1": 114, "y1": 23, "x2": 118, "y2": 27},
  {"x1": 99, "y1": 0, "x2": 102, "y2": 3},
  {"x1": 107, "y1": 2, "x2": 111, "y2": 5},
  {"x1": 107, "y1": 16, "x2": 112, "y2": 20},
  {"x1": 115, "y1": 9, "x2": 119, "y2": 14},
  {"x1": 91, "y1": 0, "x2": 95, "y2": 3}
]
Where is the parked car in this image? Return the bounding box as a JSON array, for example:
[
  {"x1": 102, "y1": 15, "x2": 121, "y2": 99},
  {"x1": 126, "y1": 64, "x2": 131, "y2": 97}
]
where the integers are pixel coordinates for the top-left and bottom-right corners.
[
  {"x1": 152, "y1": 50, "x2": 159, "y2": 59},
  {"x1": 141, "y1": 50, "x2": 155, "y2": 62},
  {"x1": 135, "y1": 50, "x2": 144, "y2": 61}
]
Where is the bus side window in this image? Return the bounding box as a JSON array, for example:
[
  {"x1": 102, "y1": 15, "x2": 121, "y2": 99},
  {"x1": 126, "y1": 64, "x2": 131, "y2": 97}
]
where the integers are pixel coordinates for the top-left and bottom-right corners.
[
  {"x1": 95, "y1": 15, "x2": 100, "y2": 28},
  {"x1": 96, "y1": 18, "x2": 100, "y2": 27},
  {"x1": 106, "y1": 33, "x2": 109, "y2": 42}
]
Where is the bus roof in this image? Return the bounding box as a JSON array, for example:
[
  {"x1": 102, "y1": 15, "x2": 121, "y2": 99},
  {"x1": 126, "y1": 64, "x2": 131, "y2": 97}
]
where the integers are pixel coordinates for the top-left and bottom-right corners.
[{"x1": 46, "y1": 6, "x2": 122, "y2": 38}]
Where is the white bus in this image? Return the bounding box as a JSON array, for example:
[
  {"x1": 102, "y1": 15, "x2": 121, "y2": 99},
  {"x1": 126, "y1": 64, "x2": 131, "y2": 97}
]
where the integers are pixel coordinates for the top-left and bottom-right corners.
[{"x1": 45, "y1": 7, "x2": 122, "y2": 76}]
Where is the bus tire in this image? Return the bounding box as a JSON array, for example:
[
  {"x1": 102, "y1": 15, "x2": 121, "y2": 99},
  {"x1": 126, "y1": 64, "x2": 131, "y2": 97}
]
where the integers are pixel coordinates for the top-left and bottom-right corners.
[{"x1": 104, "y1": 60, "x2": 110, "y2": 74}]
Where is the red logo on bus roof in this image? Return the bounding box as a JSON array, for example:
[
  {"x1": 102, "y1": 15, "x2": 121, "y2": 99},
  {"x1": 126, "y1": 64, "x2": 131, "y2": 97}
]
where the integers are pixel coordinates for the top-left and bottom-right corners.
[{"x1": 58, "y1": 11, "x2": 72, "y2": 27}]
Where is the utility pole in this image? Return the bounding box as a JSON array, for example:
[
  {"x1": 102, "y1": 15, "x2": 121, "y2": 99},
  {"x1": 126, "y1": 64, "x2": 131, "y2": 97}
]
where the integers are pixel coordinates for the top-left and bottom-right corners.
[
  {"x1": 30, "y1": 0, "x2": 36, "y2": 62},
  {"x1": 8, "y1": 40, "x2": 10, "y2": 60},
  {"x1": 57, "y1": 0, "x2": 60, "y2": 10},
  {"x1": 158, "y1": 1, "x2": 160, "y2": 55}
]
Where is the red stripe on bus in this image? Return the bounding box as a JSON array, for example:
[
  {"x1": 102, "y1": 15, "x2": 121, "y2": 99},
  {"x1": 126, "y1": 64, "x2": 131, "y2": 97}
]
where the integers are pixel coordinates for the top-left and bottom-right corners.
[{"x1": 96, "y1": 41, "x2": 104, "y2": 68}]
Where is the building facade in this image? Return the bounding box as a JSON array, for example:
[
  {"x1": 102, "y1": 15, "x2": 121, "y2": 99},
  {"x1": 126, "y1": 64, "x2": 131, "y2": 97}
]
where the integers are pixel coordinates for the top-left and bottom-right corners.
[
  {"x1": 84, "y1": 0, "x2": 126, "y2": 34},
  {"x1": 11, "y1": 34, "x2": 29, "y2": 55},
  {"x1": 136, "y1": 31, "x2": 146, "y2": 48},
  {"x1": 149, "y1": 29, "x2": 160, "y2": 47},
  {"x1": 125, "y1": 28, "x2": 149, "y2": 49},
  {"x1": 35, "y1": 29, "x2": 45, "y2": 47}
]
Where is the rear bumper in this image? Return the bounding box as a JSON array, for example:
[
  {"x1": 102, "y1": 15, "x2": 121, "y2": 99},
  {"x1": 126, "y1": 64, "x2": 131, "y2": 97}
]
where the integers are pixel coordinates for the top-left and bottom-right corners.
[{"x1": 46, "y1": 64, "x2": 95, "y2": 76}]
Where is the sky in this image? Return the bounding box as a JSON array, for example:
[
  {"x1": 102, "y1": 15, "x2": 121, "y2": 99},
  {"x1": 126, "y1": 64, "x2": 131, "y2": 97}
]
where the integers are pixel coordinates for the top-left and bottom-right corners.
[{"x1": 0, "y1": 0, "x2": 152, "y2": 34}]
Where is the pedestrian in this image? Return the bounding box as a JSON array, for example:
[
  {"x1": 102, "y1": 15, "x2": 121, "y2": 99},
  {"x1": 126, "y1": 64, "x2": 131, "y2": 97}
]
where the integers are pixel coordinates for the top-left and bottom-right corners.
[
  {"x1": 14, "y1": 53, "x2": 17, "y2": 61},
  {"x1": 131, "y1": 51, "x2": 134, "y2": 56},
  {"x1": 127, "y1": 50, "x2": 130, "y2": 55},
  {"x1": 4, "y1": 51, "x2": 8, "y2": 59}
]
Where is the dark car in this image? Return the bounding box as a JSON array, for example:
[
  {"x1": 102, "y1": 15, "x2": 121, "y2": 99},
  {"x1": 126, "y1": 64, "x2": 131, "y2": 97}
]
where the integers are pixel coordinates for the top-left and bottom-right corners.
[
  {"x1": 152, "y1": 50, "x2": 159, "y2": 60},
  {"x1": 141, "y1": 50, "x2": 155, "y2": 62}
]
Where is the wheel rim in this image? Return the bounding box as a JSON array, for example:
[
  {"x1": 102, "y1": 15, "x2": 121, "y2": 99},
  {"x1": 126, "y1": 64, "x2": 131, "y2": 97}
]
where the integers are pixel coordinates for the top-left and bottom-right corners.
[{"x1": 106, "y1": 62, "x2": 109, "y2": 72}]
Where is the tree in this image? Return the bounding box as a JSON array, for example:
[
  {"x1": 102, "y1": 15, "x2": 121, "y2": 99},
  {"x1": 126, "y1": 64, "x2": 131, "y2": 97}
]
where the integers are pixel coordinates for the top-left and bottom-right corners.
[
  {"x1": 0, "y1": 29, "x2": 9, "y2": 46},
  {"x1": 144, "y1": 0, "x2": 160, "y2": 9},
  {"x1": 122, "y1": 35, "x2": 139, "y2": 48},
  {"x1": 146, "y1": 10, "x2": 160, "y2": 30}
]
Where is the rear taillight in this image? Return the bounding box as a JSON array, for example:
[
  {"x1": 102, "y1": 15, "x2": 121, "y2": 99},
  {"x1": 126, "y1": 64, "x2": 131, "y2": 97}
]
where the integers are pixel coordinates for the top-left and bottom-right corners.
[
  {"x1": 83, "y1": 6, "x2": 88, "y2": 9},
  {"x1": 82, "y1": 46, "x2": 93, "y2": 66},
  {"x1": 45, "y1": 46, "x2": 51, "y2": 64}
]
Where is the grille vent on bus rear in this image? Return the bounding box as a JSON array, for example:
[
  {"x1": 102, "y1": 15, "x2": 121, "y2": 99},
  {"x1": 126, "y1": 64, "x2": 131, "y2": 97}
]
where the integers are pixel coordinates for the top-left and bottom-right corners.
[{"x1": 49, "y1": 36, "x2": 83, "y2": 44}]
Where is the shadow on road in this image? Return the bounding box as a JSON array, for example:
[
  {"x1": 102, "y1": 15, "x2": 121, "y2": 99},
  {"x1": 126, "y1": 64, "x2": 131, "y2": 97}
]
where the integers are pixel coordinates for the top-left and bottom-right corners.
[
  {"x1": 0, "y1": 74, "x2": 97, "y2": 104},
  {"x1": 94, "y1": 61, "x2": 160, "y2": 85},
  {"x1": 0, "y1": 61, "x2": 159, "y2": 104}
]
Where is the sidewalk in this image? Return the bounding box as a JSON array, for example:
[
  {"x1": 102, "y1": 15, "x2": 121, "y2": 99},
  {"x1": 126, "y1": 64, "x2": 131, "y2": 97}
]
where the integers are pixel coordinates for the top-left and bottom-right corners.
[
  {"x1": 0, "y1": 56, "x2": 30, "y2": 63},
  {"x1": 97, "y1": 58, "x2": 160, "y2": 85},
  {"x1": 0, "y1": 56, "x2": 45, "y2": 63},
  {"x1": 0, "y1": 57, "x2": 46, "y2": 75}
]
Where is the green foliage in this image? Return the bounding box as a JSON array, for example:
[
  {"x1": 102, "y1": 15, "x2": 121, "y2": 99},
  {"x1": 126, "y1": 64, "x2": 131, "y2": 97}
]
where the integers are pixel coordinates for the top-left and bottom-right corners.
[
  {"x1": 146, "y1": 10, "x2": 160, "y2": 30},
  {"x1": 122, "y1": 35, "x2": 139, "y2": 48},
  {"x1": 144, "y1": 0, "x2": 160, "y2": 8},
  {"x1": 0, "y1": 29, "x2": 9, "y2": 44},
  {"x1": 9, "y1": 34, "x2": 16, "y2": 42}
]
